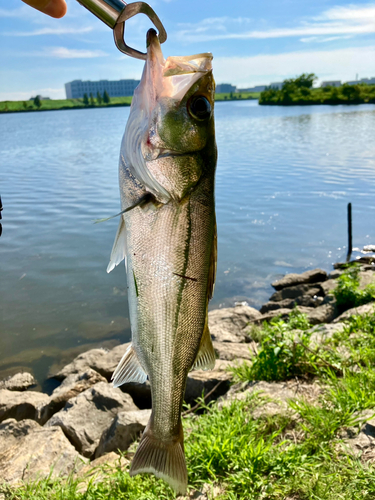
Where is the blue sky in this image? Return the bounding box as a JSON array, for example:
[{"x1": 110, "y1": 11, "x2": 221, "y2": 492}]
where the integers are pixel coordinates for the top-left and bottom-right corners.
[{"x1": 1, "y1": 0, "x2": 375, "y2": 100}]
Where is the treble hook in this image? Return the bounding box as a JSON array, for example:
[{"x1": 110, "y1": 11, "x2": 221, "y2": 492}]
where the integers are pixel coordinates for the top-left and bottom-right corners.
[{"x1": 76, "y1": 0, "x2": 167, "y2": 60}]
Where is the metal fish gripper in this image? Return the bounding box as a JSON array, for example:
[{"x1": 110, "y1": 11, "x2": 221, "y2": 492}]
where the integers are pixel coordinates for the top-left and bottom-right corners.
[{"x1": 76, "y1": 0, "x2": 167, "y2": 60}]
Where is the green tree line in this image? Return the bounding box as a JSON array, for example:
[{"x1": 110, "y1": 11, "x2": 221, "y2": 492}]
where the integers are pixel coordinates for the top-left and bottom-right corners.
[
  {"x1": 83, "y1": 90, "x2": 111, "y2": 106},
  {"x1": 259, "y1": 73, "x2": 375, "y2": 105}
]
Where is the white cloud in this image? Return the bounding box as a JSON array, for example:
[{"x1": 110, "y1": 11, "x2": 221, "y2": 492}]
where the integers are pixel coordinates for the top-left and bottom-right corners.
[
  {"x1": 6, "y1": 26, "x2": 94, "y2": 36},
  {"x1": 46, "y1": 47, "x2": 108, "y2": 58},
  {"x1": 213, "y1": 45, "x2": 375, "y2": 87},
  {"x1": 174, "y1": 4, "x2": 375, "y2": 43},
  {"x1": 0, "y1": 87, "x2": 65, "y2": 101}
]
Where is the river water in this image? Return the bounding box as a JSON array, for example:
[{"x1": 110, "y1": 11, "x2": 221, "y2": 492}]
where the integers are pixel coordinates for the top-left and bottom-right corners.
[{"x1": 1, "y1": 100, "x2": 375, "y2": 387}]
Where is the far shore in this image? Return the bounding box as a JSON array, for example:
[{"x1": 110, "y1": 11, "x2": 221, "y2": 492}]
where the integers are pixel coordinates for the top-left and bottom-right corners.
[{"x1": 0, "y1": 92, "x2": 260, "y2": 115}]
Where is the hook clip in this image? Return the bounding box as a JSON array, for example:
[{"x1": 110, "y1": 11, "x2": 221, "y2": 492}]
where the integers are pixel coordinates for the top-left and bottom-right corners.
[{"x1": 76, "y1": 0, "x2": 167, "y2": 60}]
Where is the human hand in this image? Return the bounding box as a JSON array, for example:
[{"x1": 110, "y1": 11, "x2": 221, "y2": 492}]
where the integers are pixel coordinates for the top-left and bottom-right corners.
[{"x1": 21, "y1": 0, "x2": 67, "y2": 18}]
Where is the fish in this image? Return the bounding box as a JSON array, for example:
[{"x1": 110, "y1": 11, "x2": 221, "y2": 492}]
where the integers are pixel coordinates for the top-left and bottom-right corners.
[{"x1": 107, "y1": 28, "x2": 217, "y2": 495}]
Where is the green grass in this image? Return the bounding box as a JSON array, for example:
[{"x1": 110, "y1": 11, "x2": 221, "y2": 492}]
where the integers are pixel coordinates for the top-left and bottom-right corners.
[
  {"x1": 3, "y1": 287, "x2": 375, "y2": 499},
  {"x1": 333, "y1": 264, "x2": 375, "y2": 312},
  {"x1": 0, "y1": 93, "x2": 260, "y2": 114}
]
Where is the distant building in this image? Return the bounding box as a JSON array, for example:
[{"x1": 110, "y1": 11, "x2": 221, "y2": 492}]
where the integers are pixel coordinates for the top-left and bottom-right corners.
[
  {"x1": 237, "y1": 85, "x2": 266, "y2": 93},
  {"x1": 215, "y1": 83, "x2": 236, "y2": 93},
  {"x1": 321, "y1": 81, "x2": 341, "y2": 88},
  {"x1": 269, "y1": 82, "x2": 283, "y2": 90},
  {"x1": 346, "y1": 77, "x2": 375, "y2": 85},
  {"x1": 65, "y1": 79, "x2": 140, "y2": 99},
  {"x1": 29, "y1": 95, "x2": 50, "y2": 100}
]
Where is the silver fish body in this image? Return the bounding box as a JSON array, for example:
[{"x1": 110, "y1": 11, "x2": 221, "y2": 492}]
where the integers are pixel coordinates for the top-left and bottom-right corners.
[{"x1": 108, "y1": 30, "x2": 217, "y2": 494}]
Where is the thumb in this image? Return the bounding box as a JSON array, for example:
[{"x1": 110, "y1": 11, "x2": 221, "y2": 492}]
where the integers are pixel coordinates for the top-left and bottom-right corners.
[{"x1": 21, "y1": 0, "x2": 67, "y2": 18}]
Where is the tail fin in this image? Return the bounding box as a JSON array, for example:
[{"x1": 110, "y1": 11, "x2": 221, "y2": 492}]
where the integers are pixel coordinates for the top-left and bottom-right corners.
[{"x1": 130, "y1": 421, "x2": 187, "y2": 495}]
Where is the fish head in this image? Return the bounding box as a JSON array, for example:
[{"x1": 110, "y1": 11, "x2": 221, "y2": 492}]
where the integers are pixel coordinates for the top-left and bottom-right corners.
[{"x1": 123, "y1": 29, "x2": 216, "y2": 203}]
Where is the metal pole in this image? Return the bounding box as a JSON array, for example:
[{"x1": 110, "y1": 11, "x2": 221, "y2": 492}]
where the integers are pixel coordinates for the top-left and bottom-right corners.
[{"x1": 346, "y1": 202, "x2": 352, "y2": 262}]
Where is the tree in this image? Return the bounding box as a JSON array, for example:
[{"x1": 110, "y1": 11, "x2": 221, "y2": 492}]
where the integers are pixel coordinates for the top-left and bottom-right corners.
[
  {"x1": 83, "y1": 93, "x2": 89, "y2": 105},
  {"x1": 89, "y1": 93, "x2": 95, "y2": 106},
  {"x1": 96, "y1": 91, "x2": 102, "y2": 105},
  {"x1": 342, "y1": 84, "x2": 361, "y2": 101},
  {"x1": 103, "y1": 90, "x2": 110, "y2": 104},
  {"x1": 33, "y1": 95, "x2": 41, "y2": 108},
  {"x1": 22, "y1": 101, "x2": 27, "y2": 109}
]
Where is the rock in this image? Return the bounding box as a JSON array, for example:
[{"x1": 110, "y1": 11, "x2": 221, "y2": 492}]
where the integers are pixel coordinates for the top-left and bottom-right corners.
[
  {"x1": 333, "y1": 302, "x2": 375, "y2": 323},
  {"x1": 270, "y1": 285, "x2": 321, "y2": 302},
  {"x1": 329, "y1": 269, "x2": 344, "y2": 279},
  {"x1": 256, "y1": 308, "x2": 296, "y2": 323},
  {"x1": 0, "y1": 372, "x2": 36, "y2": 392},
  {"x1": 38, "y1": 369, "x2": 107, "y2": 423},
  {"x1": 304, "y1": 302, "x2": 339, "y2": 325},
  {"x1": 318, "y1": 279, "x2": 338, "y2": 296},
  {"x1": 0, "y1": 389, "x2": 50, "y2": 423},
  {"x1": 272, "y1": 269, "x2": 327, "y2": 290},
  {"x1": 54, "y1": 348, "x2": 108, "y2": 380},
  {"x1": 185, "y1": 370, "x2": 231, "y2": 405},
  {"x1": 75, "y1": 452, "x2": 129, "y2": 493},
  {"x1": 260, "y1": 294, "x2": 324, "y2": 314},
  {"x1": 309, "y1": 323, "x2": 345, "y2": 347},
  {"x1": 220, "y1": 380, "x2": 321, "y2": 417},
  {"x1": 91, "y1": 344, "x2": 129, "y2": 379},
  {"x1": 213, "y1": 341, "x2": 252, "y2": 361},
  {"x1": 95, "y1": 409, "x2": 151, "y2": 458},
  {"x1": 359, "y1": 271, "x2": 375, "y2": 290},
  {"x1": 341, "y1": 415, "x2": 375, "y2": 462},
  {"x1": 363, "y1": 245, "x2": 375, "y2": 253},
  {"x1": 208, "y1": 306, "x2": 262, "y2": 343},
  {"x1": 0, "y1": 418, "x2": 85, "y2": 485},
  {"x1": 45, "y1": 381, "x2": 138, "y2": 458}
]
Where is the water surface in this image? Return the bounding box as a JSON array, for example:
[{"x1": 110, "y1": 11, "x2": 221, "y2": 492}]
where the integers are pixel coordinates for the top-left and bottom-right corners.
[{"x1": 1, "y1": 101, "x2": 374, "y2": 386}]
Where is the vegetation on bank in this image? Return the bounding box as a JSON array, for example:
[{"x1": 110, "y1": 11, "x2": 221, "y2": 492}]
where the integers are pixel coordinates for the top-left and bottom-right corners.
[
  {"x1": 2, "y1": 267, "x2": 375, "y2": 499},
  {"x1": 259, "y1": 73, "x2": 375, "y2": 106},
  {"x1": 0, "y1": 92, "x2": 260, "y2": 114}
]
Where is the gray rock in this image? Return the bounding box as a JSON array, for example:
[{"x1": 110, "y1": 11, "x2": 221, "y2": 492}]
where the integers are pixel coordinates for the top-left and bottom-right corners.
[
  {"x1": 213, "y1": 341, "x2": 252, "y2": 361},
  {"x1": 260, "y1": 294, "x2": 324, "y2": 314},
  {"x1": 305, "y1": 302, "x2": 339, "y2": 325},
  {"x1": 329, "y1": 269, "x2": 344, "y2": 279},
  {"x1": 341, "y1": 415, "x2": 375, "y2": 462},
  {"x1": 318, "y1": 279, "x2": 338, "y2": 296},
  {"x1": 0, "y1": 372, "x2": 36, "y2": 392},
  {"x1": 309, "y1": 323, "x2": 345, "y2": 347},
  {"x1": 39, "y1": 369, "x2": 107, "y2": 423},
  {"x1": 256, "y1": 308, "x2": 296, "y2": 323},
  {"x1": 0, "y1": 389, "x2": 50, "y2": 423},
  {"x1": 54, "y1": 348, "x2": 108, "y2": 380},
  {"x1": 333, "y1": 302, "x2": 375, "y2": 323},
  {"x1": 359, "y1": 271, "x2": 375, "y2": 290},
  {"x1": 270, "y1": 285, "x2": 321, "y2": 302},
  {"x1": 208, "y1": 305, "x2": 262, "y2": 343},
  {"x1": 0, "y1": 418, "x2": 85, "y2": 485},
  {"x1": 95, "y1": 409, "x2": 151, "y2": 458},
  {"x1": 91, "y1": 344, "x2": 130, "y2": 379},
  {"x1": 272, "y1": 269, "x2": 327, "y2": 290},
  {"x1": 45, "y1": 381, "x2": 138, "y2": 458},
  {"x1": 185, "y1": 370, "x2": 231, "y2": 405}
]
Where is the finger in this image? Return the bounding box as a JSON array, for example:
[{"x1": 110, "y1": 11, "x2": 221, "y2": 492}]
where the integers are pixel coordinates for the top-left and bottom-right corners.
[{"x1": 21, "y1": 0, "x2": 67, "y2": 18}]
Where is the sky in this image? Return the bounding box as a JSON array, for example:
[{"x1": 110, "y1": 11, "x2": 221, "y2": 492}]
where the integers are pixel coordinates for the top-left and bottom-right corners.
[{"x1": 1, "y1": 0, "x2": 375, "y2": 100}]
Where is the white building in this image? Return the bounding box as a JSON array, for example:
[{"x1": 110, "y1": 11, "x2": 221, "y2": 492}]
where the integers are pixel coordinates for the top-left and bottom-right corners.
[
  {"x1": 237, "y1": 85, "x2": 266, "y2": 92},
  {"x1": 65, "y1": 79, "x2": 140, "y2": 99},
  {"x1": 215, "y1": 83, "x2": 236, "y2": 93},
  {"x1": 346, "y1": 77, "x2": 375, "y2": 85}
]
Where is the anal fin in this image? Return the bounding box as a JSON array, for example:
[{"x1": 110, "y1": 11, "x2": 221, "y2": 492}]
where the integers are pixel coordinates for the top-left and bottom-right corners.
[
  {"x1": 191, "y1": 315, "x2": 216, "y2": 371},
  {"x1": 112, "y1": 344, "x2": 147, "y2": 387}
]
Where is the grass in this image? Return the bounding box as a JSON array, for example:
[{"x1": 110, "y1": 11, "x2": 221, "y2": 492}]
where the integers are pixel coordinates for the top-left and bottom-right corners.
[
  {"x1": 0, "y1": 93, "x2": 260, "y2": 114},
  {"x1": 333, "y1": 264, "x2": 375, "y2": 312},
  {"x1": 3, "y1": 288, "x2": 375, "y2": 498}
]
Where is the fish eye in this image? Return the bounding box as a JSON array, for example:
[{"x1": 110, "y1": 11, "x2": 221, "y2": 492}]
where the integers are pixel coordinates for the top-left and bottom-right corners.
[{"x1": 188, "y1": 96, "x2": 211, "y2": 121}]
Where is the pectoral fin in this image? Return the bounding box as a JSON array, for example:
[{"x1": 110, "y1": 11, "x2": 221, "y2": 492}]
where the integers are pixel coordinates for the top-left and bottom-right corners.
[
  {"x1": 191, "y1": 315, "x2": 216, "y2": 371},
  {"x1": 112, "y1": 344, "x2": 147, "y2": 387},
  {"x1": 107, "y1": 216, "x2": 127, "y2": 273}
]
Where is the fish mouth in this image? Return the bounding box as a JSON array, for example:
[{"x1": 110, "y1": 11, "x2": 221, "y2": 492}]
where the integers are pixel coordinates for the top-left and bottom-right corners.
[{"x1": 144, "y1": 148, "x2": 197, "y2": 161}]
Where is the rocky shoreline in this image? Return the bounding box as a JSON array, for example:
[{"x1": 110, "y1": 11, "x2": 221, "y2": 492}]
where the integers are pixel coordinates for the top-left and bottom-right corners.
[{"x1": 1, "y1": 258, "x2": 375, "y2": 492}]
